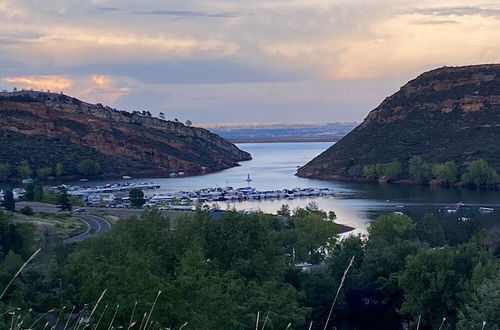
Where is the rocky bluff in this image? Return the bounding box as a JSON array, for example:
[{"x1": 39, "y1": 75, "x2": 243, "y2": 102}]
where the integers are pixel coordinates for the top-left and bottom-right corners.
[
  {"x1": 297, "y1": 64, "x2": 500, "y2": 180},
  {"x1": 0, "y1": 91, "x2": 251, "y2": 177}
]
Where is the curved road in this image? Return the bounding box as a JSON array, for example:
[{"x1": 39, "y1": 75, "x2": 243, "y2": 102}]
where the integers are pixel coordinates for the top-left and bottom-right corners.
[{"x1": 63, "y1": 215, "x2": 112, "y2": 244}]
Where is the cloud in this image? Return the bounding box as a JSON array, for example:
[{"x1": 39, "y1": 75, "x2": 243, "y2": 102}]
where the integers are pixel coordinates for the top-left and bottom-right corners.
[
  {"x1": 81, "y1": 75, "x2": 130, "y2": 103},
  {"x1": 5, "y1": 29, "x2": 239, "y2": 66},
  {"x1": 96, "y1": 7, "x2": 122, "y2": 12},
  {"x1": 411, "y1": 6, "x2": 500, "y2": 18},
  {"x1": 3, "y1": 75, "x2": 73, "y2": 91},
  {"x1": 91, "y1": 75, "x2": 114, "y2": 89},
  {"x1": 132, "y1": 10, "x2": 240, "y2": 18},
  {"x1": 262, "y1": 3, "x2": 500, "y2": 80}
]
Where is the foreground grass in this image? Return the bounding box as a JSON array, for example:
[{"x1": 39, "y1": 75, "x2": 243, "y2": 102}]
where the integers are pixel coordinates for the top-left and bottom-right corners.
[{"x1": 11, "y1": 212, "x2": 86, "y2": 239}]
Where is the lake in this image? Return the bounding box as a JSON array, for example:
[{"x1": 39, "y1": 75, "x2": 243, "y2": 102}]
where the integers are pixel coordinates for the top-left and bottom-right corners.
[{"x1": 79, "y1": 142, "x2": 500, "y2": 235}]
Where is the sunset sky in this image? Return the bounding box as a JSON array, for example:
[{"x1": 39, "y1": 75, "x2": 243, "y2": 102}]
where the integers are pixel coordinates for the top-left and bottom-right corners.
[{"x1": 1, "y1": 0, "x2": 500, "y2": 123}]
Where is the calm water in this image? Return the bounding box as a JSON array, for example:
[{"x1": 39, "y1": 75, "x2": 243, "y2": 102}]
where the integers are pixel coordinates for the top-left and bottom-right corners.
[{"x1": 79, "y1": 142, "x2": 500, "y2": 235}]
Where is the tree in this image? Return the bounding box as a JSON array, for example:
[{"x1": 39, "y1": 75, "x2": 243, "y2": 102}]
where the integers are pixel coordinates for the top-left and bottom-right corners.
[
  {"x1": 399, "y1": 244, "x2": 494, "y2": 328},
  {"x1": 431, "y1": 161, "x2": 458, "y2": 184},
  {"x1": 408, "y1": 156, "x2": 431, "y2": 182},
  {"x1": 0, "y1": 163, "x2": 11, "y2": 181},
  {"x1": 291, "y1": 214, "x2": 339, "y2": 263},
  {"x1": 378, "y1": 161, "x2": 402, "y2": 180},
  {"x1": 24, "y1": 181, "x2": 44, "y2": 202},
  {"x1": 76, "y1": 160, "x2": 101, "y2": 176},
  {"x1": 158, "y1": 112, "x2": 165, "y2": 120},
  {"x1": 129, "y1": 188, "x2": 145, "y2": 208},
  {"x1": 277, "y1": 204, "x2": 290, "y2": 217},
  {"x1": 461, "y1": 159, "x2": 500, "y2": 186},
  {"x1": 17, "y1": 164, "x2": 32, "y2": 179},
  {"x1": 57, "y1": 189, "x2": 72, "y2": 212},
  {"x1": 36, "y1": 167, "x2": 53, "y2": 179},
  {"x1": 457, "y1": 277, "x2": 500, "y2": 330},
  {"x1": 185, "y1": 120, "x2": 192, "y2": 127},
  {"x1": 415, "y1": 214, "x2": 445, "y2": 247},
  {"x1": 2, "y1": 190, "x2": 15, "y2": 211},
  {"x1": 54, "y1": 163, "x2": 64, "y2": 177},
  {"x1": 363, "y1": 164, "x2": 378, "y2": 178}
]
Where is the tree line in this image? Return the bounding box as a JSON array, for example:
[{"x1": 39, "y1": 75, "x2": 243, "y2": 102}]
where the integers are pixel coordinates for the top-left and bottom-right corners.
[
  {"x1": 0, "y1": 159, "x2": 101, "y2": 182},
  {"x1": 1, "y1": 205, "x2": 499, "y2": 329},
  {"x1": 363, "y1": 157, "x2": 500, "y2": 187}
]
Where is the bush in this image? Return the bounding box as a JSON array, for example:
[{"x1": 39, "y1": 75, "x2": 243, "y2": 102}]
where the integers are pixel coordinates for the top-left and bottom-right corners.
[{"x1": 20, "y1": 206, "x2": 34, "y2": 216}]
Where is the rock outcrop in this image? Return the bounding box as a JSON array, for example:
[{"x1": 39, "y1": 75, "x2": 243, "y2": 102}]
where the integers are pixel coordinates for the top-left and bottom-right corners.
[
  {"x1": 0, "y1": 91, "x2": 251, "y2": 177},
  {"x1": 297, "y1": 64, "x2": 500, "y2": 180}
]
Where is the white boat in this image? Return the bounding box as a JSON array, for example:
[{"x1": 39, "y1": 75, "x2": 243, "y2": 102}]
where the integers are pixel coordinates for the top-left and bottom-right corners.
[{"x1": 479, "y1": 207, "x2": 494, "y2": 213}]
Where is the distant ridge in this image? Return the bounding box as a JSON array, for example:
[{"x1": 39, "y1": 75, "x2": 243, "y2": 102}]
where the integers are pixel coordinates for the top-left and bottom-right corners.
[
  {"x1": 200, "y1": 122, "x2": 357, "y2": 143},
  {"x1": 0, "y1": 91, "x2": 251, "y2": 178},
  {"x1": 297, "y1": 64, "x2": 500, "y2": 180}
]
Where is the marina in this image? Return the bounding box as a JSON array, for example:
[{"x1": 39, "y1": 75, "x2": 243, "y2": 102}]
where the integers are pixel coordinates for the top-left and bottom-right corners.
[{"x1": 53, "y1": 183, "x2": 336, "y2": 209}]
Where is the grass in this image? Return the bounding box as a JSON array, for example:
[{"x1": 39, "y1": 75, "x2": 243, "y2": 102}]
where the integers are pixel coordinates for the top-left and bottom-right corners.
[{"x1": 11, "y1": 212, "x2": 87, "y2": 239}]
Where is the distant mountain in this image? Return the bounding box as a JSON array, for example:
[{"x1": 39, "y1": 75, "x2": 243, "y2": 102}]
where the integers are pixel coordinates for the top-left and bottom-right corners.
[
  {"x1": 297, "y1": 64, "x2": 500, "y2": 180},
  {"x1": 0, "y1": 91, "x2": 251, "y2": 178},
  {"x1": 201, "y1": 122, "x2": 357, "y2": 143}
]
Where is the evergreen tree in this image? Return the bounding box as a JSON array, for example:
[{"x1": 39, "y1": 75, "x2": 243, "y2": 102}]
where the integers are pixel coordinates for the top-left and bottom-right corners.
[
  {"x1": 0, "y1": 163, "x2": 11, "y2": 181},
  {"x1": 129, "y1": 188, "x2": 145, "y2": 208},
  {"x1": 55, "y1": 163, "x2": 64, "y2": 177},
  {"x1": 2, "y1": 190, "x2": 15, "y2": 211},
  {"x1": 57, "y1": 189, "x2": 72, "y2": 212}
]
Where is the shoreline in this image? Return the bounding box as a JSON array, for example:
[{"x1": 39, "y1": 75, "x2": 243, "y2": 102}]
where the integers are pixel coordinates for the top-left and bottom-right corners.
[
  {"x1": 230, "y1": 137, "x2": 341, "y2": 143},
  {"x1": 295, "y1": 172, "x2": 500, "y2": 190}
]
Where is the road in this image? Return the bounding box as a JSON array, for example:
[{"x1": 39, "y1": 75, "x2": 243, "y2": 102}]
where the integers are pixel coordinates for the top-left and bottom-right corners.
[{"x1": 63, "y1": 215, "x2": 112, "y2": 244}]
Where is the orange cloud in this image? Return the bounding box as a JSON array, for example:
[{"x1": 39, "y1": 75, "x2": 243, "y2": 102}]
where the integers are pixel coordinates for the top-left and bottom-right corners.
[
  {"x1": 80, "y1": 75, "x2": 130, "y2": 104},
  {"x1": 3, "y1": 75, "x2": 73, "y2": 91},
  {"x1": 91, "y1": 75, "x2": 114, "y2": 89}
]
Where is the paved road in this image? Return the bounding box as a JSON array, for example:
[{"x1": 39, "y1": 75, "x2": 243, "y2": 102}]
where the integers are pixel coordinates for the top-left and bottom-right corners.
[{"x1": 63, "y1": 215, "x2": 112, "y2": 244}]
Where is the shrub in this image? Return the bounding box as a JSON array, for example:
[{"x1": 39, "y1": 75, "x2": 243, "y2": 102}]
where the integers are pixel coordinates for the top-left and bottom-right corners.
[{"x1": 20, "y1": 206, "x2": 34, "y2": 216}]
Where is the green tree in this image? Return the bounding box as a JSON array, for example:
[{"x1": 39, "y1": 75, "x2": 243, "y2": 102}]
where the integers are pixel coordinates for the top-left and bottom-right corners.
[
  {"x1": 2, "y1": 190, "x2": 15, "y2": 211},
  {"x1": 36, "y1": 167, "x2": 53, "y2": 179},
  {"x1": 129, "y1": 188, "x2": 145, "y2": 208},
  {"x1": 378, "y1": 161, "x2": 403, "y2": 180},
  {"x1": 408, "y1": 156, "x2": 431, "y2": 182},
  {"x1": 415, "y1": 213, "x2": 446, "y2": 247},
  {"x1": 54, "y1": 162, "x2": 64, "y2": 177},
  {"x1": 362, "y1": 164, "x2": 378, "y2": 179},
  {"x1": 457, "y1": 276, "x2": 500, "y2": 330},
  {"x1": 431, "y1": 161, "x2": 458, "y2": 184},
  {"x1": 399, "y1": 244, "x2": 494, "y2": 328},
  {"x1": 57, "y1": 189, "x2": 72, "y2": 212},
  {"x1": 0, "y1": 163, "x2": 11, "y2": 181},
  {"x1": 76, "y1": 159, "x2": 101, "y2": 176},
  {"x1": 24, "y1": 181, "x2": 44, "y2": 201},
  {"x1": 17, "y1": 164, "x2": 32, "y2": 179},
  {"x1": 291, "y1": 214, "x2": 339, "y2": 263},
  {"x1": 461, "y1": 159, "x2": 500, "y2": 186},
  {"x1": 277, "y1": 204, "x2": 290, "y2": 217},
  {"x1": 367, "y1": 214, "x2": 416, "y2": 243}
]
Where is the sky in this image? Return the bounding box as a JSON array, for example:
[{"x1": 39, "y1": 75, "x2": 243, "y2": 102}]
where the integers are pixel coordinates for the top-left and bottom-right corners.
[{"x1": 1, "y1": 0, "x2": 500, "y2": 124}]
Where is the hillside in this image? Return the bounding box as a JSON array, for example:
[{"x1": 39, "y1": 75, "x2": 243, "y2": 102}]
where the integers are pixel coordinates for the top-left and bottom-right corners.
[
  {"x1": 297, "y1": 64, "x2": 500, "y2": 180},
  {"x1": 0, "y1": 91, "x2": 251, "y2": 178}
]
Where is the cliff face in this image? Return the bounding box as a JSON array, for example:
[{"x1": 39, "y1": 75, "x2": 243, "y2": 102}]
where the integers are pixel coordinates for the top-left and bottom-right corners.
[
  {"x1": 0, "y1": 91, "x2": 251, "y2": 177},
  {"x1": 297, "y1": 64, "x2": 500, "y2": 180}
]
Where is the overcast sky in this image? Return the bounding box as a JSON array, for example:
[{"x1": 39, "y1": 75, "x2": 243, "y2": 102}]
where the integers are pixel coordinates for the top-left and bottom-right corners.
[{"x1": 1, "y1": 0, "x2": 500, "y2": 123}]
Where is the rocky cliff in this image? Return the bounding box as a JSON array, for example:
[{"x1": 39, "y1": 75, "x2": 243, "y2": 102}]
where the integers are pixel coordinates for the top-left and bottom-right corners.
[
  {"x1": 0, "y1": 91, "x2": 251, "y2": 177},
  {"x1": 297, "y1": 64, "x2": 500, "y2": 180}
]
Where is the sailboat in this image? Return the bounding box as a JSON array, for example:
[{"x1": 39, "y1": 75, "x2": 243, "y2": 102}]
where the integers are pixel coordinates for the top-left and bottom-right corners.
[{"x1": 246, "y1": 174, "x2": 252, "y2": 184}]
